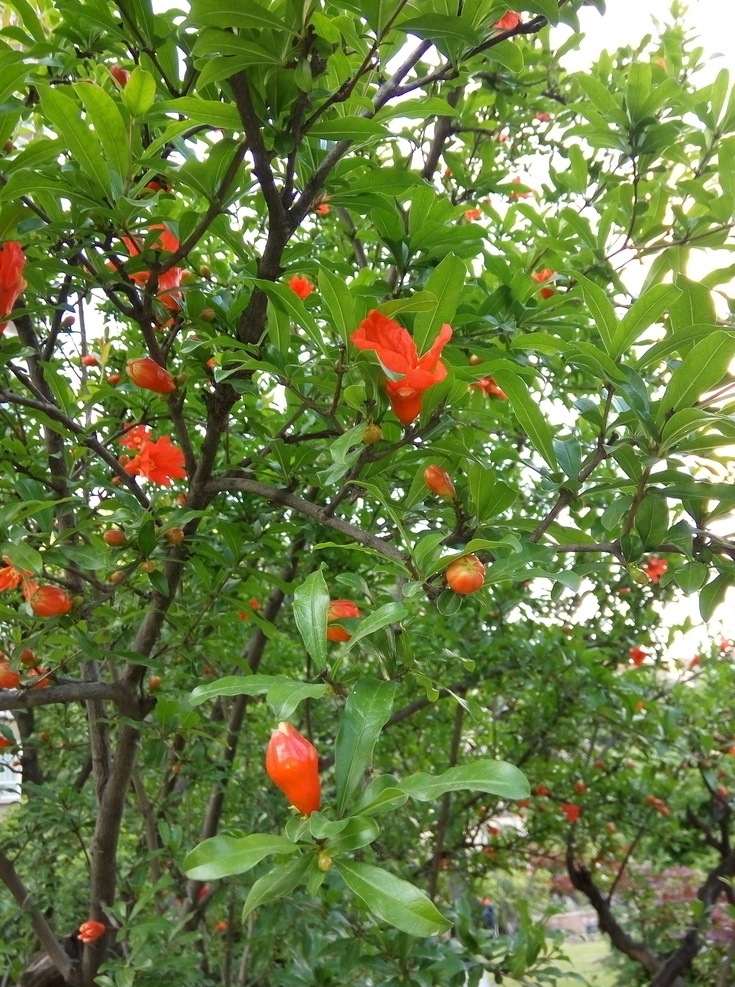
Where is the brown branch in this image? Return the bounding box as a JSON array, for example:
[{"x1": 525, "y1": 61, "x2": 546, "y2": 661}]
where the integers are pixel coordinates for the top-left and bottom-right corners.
[
  {"x1": 0, "y1": 681, "x2": 124, "y2": 712},
  {"x1": 0, "y1": 848, "x2": 77, "y2": 985},
  {"x1": 427, "y1": 702, "x2": 465, "y2": 900},
  {"x1": 206, "y1": 476, "x2": 413, "y2": 573}
]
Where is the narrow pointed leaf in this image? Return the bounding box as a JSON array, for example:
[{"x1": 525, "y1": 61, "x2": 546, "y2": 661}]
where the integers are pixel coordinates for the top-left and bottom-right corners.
[
  {"x1": 337, "y1": 860, "x2": 451, "y2": 936},
  {"x1": 335, "y1": 679, "x2": 395, "y2": 816},
  {"x1": 183, "y1": 834, "x2": 297, "y2": 881}
]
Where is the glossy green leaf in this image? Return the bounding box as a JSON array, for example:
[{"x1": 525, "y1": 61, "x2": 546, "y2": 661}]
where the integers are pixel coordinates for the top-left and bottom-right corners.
[
  {"x1": 188, "y1": 0, "x2": 289, "y2": 32},
  {"x1": 308, "y1": 117, "x2": 388, "y2": 142},
  {"x1": 242, "y1": 854, "x2": 312, "y2": 920},
  {"x1": 337, "y1": 860, "x2": 451, "y2": 936},
  {"x1": 293, "y1": 569, "x2": 329, "y2": 667},
  {"x1": 342, "y1": 603, "x2": 408, "y2": 653},
  {"x1": 318, "y1": 267, "x2": 355, "y2": 346},
  {"x1": 75, "y1": 82, "x2": 131, "y2": 183},
  {"x1": 490, "y1": 371, "x2": 558, "y2": 469},
  {"x1": 335, "y1": 679, "x2": 395, "y2": 816},
  {"x1": 614, "y1": 283, "x2": 681, "y2": 358},
  {"x1": 39, "y1": 87, "x2": 110, "y2": 196},
  {"x1": 413, "y1": 253, "x2": 466, "y2": 354},
  {"x1": 155, "y1": 97, "x2": 242, "y2": 131},
  {"x1": 326, "y1": 815, "x2": 380, "y2": 853},
  {"x1": 634, "y1": 495, "x2": 669, "y2": 550},
  {"x1": 121, "y1": 67, "x2": 157, "y2": 116},
  {"x1": 659, "y1": 331, "x2": 735, "y2": 420},
  {"x1": 398, "y1": 759, "x2": 530, "y2": 802},
  {"x1": 467, "y1": 464, "x2": 517, "y2": 522},
  {"x1": 574, "y1": 273, "x2": 617, "y2": 355},
  {"x1": 183, "y1": 834, "x2": 297, "y2": 881}
]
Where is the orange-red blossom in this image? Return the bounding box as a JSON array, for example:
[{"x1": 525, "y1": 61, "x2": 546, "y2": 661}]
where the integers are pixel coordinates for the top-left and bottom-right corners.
[
  {"x1": 532, "y1": 268, "x2": 555, "y2": 299},
  {"x1": 78, "y1": 920, "x2": 107, "y2": 943},
  {"x1": 265, "y1": 722, "x2": 321, "y2": 815},
  {"x1": 124, "y1": 435, "x2": 186, "y2": 487},
  {"x1": 494, "y1": 11, "x2": 521, "y2": 30},
  {"x1": 350, "y1": 311, "x2": 452, "y2": 425},
  {"x1": 288, "y1": 275, "x2": 313, "y2": 299},
  {"x1": 327, "y1": 599, "x2": 362, "y2": 642},
  {"x1": 0, "y1": 241, "x2": 27, "y2": 332},
  {"x1": 117, "y1": 225, "x2": 184, "y2": 311}
]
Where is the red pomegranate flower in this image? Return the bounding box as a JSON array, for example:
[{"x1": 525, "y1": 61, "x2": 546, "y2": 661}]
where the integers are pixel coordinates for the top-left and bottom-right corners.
[
  {"x1": 0, "y1": 241, "x2": 27, "y2": 332},
  {"x1": 327, "y1": 599, "x2": 362, "y2": 642},
  {"x1": 494, "y1": 11, "x2": 522, "y2": 30},
  {"x1": 0, "y1": 563, "x2": 28, "y2": 592},
  {"x1": 117, "y1": 225, "x2": 183, "y2": 311},
  {"x1": 78, "y1": 920, "x2": 107, "y2": 943},
  {"x1": 475, "y1": 376, "x2": 507, "y2": 399},
  {"x1": 288, "y1": 275, "x2": 313, "y2": 299},
  {"x1": 643, "y1": 556, "x2": 668, "y2": 583},
  {"x1": 532, "y1": 268, "x2": 555, "y2": 299},
  {"x1": 118, "y1": 423, "x2": 151, "y2": 450},
  {"x1": 124, "y1": 436, "x2": 187, "y2": 486},
  {"x1": 350, "y1": 311, "x2": 453, "y2": 425}
]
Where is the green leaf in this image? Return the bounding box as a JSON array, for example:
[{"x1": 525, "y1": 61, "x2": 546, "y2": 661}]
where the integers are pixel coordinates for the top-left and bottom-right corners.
[
  {"x1": 554, "y1": 437, "x2": 582, "y2": 481},
  {"x1": 189, "y1": 673, "x2": 276, "y2": 705},
  {"x1": 1, "y1": 541, "x2": 42, "y2": 574},
  {"x1": 658, "y1": 331, "x2": 735, "y2": 420},
  {"x1": 254, "y1": 280, "x2": 326, "y2": 353},
  {"x1": 413, "y1": 253, "x2": 466, "y2": 354},
  {"x1": 122, "y1": 67, "x2": 157, "y2": 117},
  {"x1": 155, "y1": 97, "x2": 242, "y2": 131},
  {"x1": 293, "y1": 569, "x2": 329, "y2": 667},
  {"x1": 342, "y1": 602, "x2": 408, "y2": 653},
  {"x1": 242, "y1": 854, "x2": 312, "y2": 921},
  {"x1": 396, "y1": 13, "x2": 480, "y2": 46},
  {"x1": 335, "y1": 679, "x2": 395, "y2": 817},
  {"x1": 326, "y1": 815, "x2": 380, "y2": 853},
  {"x1": 183, "y1": 834, "x2": 297, "y2": 881},
  {"x1": 39, "y1": 87, "x2": 110, "y2": 196},
  {"x1": 337, "y1": 860, "x2": 451, "y2": 937},
  {"x1": 467, "y1": 464, "x2": 517, "y2": 522},
  {"x1": 700, "y1": 573, "x2": 731, "y2": 622},
  {"x1": 487, "y1": 40, "x2": 524, "y2": 74},
  {"x1": 574, "y1": 273, "x2": 617, "y2": 355},
  {"x1": 75, "y1": 82, "x2": 131, "y2": 183},
  {"x1": 308, "y1": 117, "x2": 388, "y2": 142},
  {"x1": 266, "y1": 679, "x2": 328, "y2": 720},
  {"x1": 634, "y1": 494, "x2": 669, "y2": 550},
  {"x1": 318, "y1": 267, "x2": 355, "y2": 346},
  {"x1": 490, "y1": 370, "x2": 558, "y2": 469},
  {"x1": 625, "y1": 61, "x2": 652, "y2": 124},
  {"x1": 188, "y1": 0, "x2": 290, "y2": 32},
  {"x1": 613, "y1": 283, "x2": 681, "y2": 358},
  {"x1": 675, "y1": 562, "x2": 708, "y2": 595},
  {"x1": 399, "y1": 759, "x2": 530, "y2": 802}
]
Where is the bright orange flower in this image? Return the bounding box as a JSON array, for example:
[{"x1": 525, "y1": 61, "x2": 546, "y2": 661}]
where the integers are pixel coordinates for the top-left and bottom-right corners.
[
  {"x1": 124, "y1": 436, "x2": 187, "y2": 486},
  {"x1": 532, "y1": 268, "x2": 555, "y2": 299},
  {"x1": 288, "y1": 275, "x2": 313, "y2": 299},
  {"x1": 0, "y1": 564, "x2": 26, "y2": 591},
  {"x1": 78, "y1": 920, "x2": 107, "y2": 943},
  {"x1": 327, "y1": 599, "x2": 361, "y2": 642},
  {"x1": 0, "y1": 241, "x2": 27, "y2": 332},
  {"x1": 464, "y1": 208, "x2": 482, "y2": 221},
  {"x1": 118, "y1": 225, "x2": 183, "y2": 311},
  {"x1": 643, "y1": 556, "x2": 667, "y2": 583},
  {"x1": 535, "y1": 112, "x2": 552, "y2": 122},
  {"x1": 350, "y1": 311, "x2": 453, "y2": 425},
  {"x1": 494, "y1": 11, "x2": 522, "y2": 30},
  {"x1": 118, "y1": 423, "x2": 151, "y2": 450},
  {"x1": 475, "y1": 376, "x2": 507, "y2": 399}
]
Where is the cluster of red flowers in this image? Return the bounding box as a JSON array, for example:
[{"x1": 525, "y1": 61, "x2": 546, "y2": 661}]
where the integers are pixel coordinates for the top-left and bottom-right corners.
[
  {"x1": 350, "y1": 311, "x2": 452, "y2": 425},
  {"x1": 0, "y1": 241, "x2": 27, "y2": 332},
  {"x1": 114, "y1": 225, "x2": 184, "y2": 312},
  {"x1": 119, "y1": 424, "x2": 186, "y2": 487}
]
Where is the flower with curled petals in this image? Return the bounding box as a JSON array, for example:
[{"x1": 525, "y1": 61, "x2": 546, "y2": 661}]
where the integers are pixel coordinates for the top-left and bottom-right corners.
[
  {"x1": 350, "y1": 311, "x2": 452, "y2": 425},
  {"x1": 117, "y1": 225, "x2": 183, "y2": 311},
  {"x1": 124, "y1": 436, "x2": 186, "y2": 486}
]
